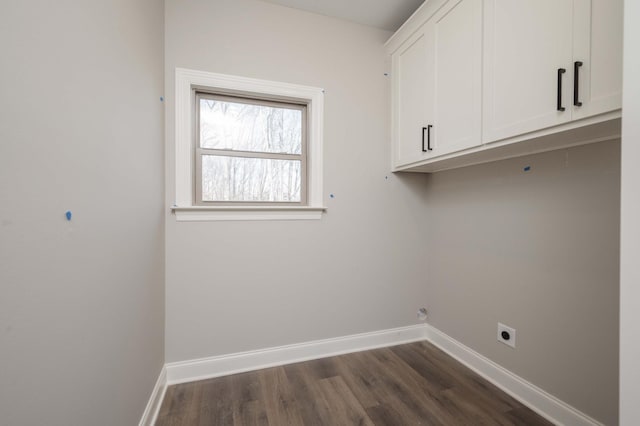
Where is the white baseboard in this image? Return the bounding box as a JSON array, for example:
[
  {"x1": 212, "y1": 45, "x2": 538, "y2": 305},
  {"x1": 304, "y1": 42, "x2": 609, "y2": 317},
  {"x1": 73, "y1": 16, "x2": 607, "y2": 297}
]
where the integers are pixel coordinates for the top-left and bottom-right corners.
[
  {"x1": 165, "y1": 324, "x2": 426, "y2": 385},
  {"x1": 139, "y1": 366, "x2": 167, "y2": 426},
  {"x1": 424, "y1": 324, "x2": 603, "y2": 426}
]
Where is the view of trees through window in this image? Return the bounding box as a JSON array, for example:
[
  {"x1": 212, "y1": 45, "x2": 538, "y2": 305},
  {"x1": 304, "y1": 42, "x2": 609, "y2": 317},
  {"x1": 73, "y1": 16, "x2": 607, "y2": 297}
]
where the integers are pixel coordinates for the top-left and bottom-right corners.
[{"x1": 198, "y1": 96, "x2": 305, "y2": 203}]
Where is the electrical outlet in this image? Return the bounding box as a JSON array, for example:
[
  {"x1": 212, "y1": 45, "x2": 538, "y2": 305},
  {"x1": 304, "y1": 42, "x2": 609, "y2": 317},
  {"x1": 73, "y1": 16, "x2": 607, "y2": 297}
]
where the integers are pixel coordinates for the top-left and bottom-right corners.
[{"x1": 497, "y1": 323, "x2": 516, "y2": 348}]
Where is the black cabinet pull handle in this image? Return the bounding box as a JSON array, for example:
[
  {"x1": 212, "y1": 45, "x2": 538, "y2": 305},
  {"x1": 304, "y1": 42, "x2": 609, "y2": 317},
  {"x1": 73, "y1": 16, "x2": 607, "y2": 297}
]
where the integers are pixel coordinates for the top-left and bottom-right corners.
[
  {"x1": 574, "y1": 61, "x2": 583, "y2": 107},
  {"x1": 422, "y1": 125, "x2": 433, "y2": 152},
  {"x1": 557, "y1": 68, "x2": 566, "y2": 111},
  {"x1": 422, "y1": 127, "x2": 428, "y2": 152}
]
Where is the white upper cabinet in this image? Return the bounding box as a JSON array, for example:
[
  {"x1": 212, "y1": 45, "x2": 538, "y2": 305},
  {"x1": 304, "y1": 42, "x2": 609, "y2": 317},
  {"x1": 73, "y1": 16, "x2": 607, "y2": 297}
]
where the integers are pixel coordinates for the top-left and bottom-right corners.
[
  {"x1": 394, "y1": 23, "x2": 433, "y2": 166},
  {"x1": 432, "y1": 0, "x2": 482, "y2": 158},
  {"x1": 483, "y1": 0, "x2": 622, "y2": 144},
  {"x1": 390, "y1": 0, "x2": 482, "y2": 168},
  {"x1": 483, "y1": 0, "x2": 574, "y2": 142},
  {"x1": 387, "y1": 0, "x2": 622, "y2": 172},
  {"x1": 572, "y1": 0, "x2": 623, "y2": 121}
]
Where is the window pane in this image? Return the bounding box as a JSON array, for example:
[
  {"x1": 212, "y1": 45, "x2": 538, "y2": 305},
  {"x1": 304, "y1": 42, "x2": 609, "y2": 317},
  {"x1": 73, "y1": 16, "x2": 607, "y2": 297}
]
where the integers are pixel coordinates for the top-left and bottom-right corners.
[
  {"x1": 202, "y1": 155, "x2": 302, "y2": 202},
  {"x1": 199, "y1": 98, "x2": 302, "y2": 154}
]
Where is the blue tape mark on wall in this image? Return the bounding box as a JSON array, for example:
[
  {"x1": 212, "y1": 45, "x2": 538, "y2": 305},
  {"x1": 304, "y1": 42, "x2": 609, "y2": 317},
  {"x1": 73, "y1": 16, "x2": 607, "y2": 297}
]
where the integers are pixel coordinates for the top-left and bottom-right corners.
[
  {"x1": 524, "y1": 166, "x2": 531, "y2": 172},
  {"x1": 329, "y1": 194, "x2": 335, "y2": 199},
  {"x1": 65, "y1": 211, "x2": 72, "y2": 221}
]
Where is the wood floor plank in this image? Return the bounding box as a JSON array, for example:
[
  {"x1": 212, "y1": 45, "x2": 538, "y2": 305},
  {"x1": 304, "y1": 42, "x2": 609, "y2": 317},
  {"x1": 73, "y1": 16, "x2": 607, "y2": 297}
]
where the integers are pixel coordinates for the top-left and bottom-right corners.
[
  {"x1": 302, "y1": 356, "x2": 341, "y2": 380},
  {"x1": 332, "y1": 351, "x2": 384, "y2": 409},
  {"x1": 369, "y1": 346, "x2": 487, "y2": 424},
  {"x1": 364, "y1": 403, "x2": 410, "y2": 425},
  {"x1": 390, "y1": 342, "x2": 461, "y2": 390},
  {"x1": 355, "y1": 354, "x2": 441, "y2": 424},
  {"x1": 360, "y1": 348, "x2": 459, "y2": 424},
  {"x1": 335, "y1": 349, "x2": 436, "y2": 425},
  {"x1": 156, "y1": 382, "x2": 202, "y2": 426},
  {"x1": 503, "y1": 406, "x2": 555, "y2": 426},
  {"x1": 315, "y1": 376, "x2": 374, "y2": 426},
  {"x1": 158, "y1": 382, "x2": 199, "y2": 417},
  {"x1": 232, "y1": 400, "x2": 269, "y2": 426},
  {"x1": 198, "y1": 375, "x2": 235, "y2": 425},
  {"x1": 440, "y1": 387, "x2": 517, "y2": 426},
  {"x1": 258, "y1": 366, "x2": 305, "y2": 426},
  {"x1": 282, "y1": 362, "x2": 335, "y2": 426},
  {"x1": 157, "y1": 385, "x2": 182, "y2": 418},
  {"x1": 407, "y1": 342, "x2": 521, "y2": 414},
  {"x1": 231, "y1": 372, "x2": 269, "y2": 426}
]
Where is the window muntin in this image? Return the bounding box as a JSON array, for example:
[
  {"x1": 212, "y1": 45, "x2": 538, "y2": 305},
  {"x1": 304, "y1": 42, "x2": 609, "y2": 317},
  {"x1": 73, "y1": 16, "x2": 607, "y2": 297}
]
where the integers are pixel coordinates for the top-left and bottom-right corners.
[{"x1": 194, "y1": 92, "x2": 307, "y2": 205}]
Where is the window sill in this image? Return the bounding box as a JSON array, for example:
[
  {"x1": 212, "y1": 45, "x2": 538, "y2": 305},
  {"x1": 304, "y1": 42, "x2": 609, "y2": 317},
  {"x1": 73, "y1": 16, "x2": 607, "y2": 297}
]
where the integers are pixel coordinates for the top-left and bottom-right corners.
[{"x1": 171, "y1": 206, "x2": 327, "y2": 222}]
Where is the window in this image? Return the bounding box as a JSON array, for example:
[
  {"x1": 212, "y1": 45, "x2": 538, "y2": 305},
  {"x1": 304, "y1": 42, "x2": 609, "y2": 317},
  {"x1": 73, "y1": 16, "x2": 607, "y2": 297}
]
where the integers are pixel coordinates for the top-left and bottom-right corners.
[
  {"x1": 195, "y1": 93, "x2": 307, "y2": 205},
  {"x1": 173, "y1": 68, "x2": 324, "y2": 221}
]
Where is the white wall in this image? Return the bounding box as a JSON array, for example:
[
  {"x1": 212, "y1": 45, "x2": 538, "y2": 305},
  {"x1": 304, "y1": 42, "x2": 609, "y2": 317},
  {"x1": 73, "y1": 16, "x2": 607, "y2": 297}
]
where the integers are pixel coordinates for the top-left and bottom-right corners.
[
  {"x1": 164, "y1": 0, "x2": 431, "y2": 362},
  {"x1": 620, "y1": 0, "x2": 640, "y2": 423},
  {"x1": 424, "y1": 140, "x2": 620, "y2": 425},
  {"x1": 0, "y1": 1, "x2": 165, "y2": 425}
]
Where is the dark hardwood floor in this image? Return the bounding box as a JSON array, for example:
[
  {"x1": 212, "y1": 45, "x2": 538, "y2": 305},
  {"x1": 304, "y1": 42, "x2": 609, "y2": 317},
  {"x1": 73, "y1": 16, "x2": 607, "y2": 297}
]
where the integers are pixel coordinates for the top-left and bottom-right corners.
[{"x1": 156, "y1": 341, "x2": 553, "y2": 425}]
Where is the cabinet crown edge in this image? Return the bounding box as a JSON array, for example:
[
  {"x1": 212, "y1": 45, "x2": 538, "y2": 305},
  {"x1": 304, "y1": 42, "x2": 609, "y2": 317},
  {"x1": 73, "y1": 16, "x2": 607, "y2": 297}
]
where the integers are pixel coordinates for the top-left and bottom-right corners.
[{"x1": 385, "y1": 0, "x2": 449, "y2": 54}]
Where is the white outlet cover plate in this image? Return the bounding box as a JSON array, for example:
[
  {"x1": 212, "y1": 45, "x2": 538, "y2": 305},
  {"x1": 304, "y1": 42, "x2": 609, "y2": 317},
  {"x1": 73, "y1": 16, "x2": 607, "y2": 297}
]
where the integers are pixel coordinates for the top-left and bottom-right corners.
[{"x1": 497, "y1": 322, "x2": 516, "y2": 348}]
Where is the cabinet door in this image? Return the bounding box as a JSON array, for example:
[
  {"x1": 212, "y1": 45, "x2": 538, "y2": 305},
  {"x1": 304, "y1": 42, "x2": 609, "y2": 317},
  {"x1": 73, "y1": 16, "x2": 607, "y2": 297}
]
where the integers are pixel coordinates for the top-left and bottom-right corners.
[
  {"x1": 392, "y1": 0, "x2": 481, "y2": 168},
  {"x1": 393, "y1": 23, "x2": 435, "y2": 167},
  {"x1": 483, "y1": 0, "x2": 574, "y2": 143},
  {"x1": 571, "y1": 0, "x2": 623, "y2": 120},
  {"x1": 431, "y1": 0, "x2": 482, "y2": 157}
]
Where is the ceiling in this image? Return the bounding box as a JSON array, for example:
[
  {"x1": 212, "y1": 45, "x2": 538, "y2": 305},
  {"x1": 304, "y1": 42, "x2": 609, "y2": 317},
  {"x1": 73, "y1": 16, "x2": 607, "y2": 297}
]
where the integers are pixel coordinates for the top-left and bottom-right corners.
[{"x1": 258, "y1": 0, "x2": 425, "y2": 32}]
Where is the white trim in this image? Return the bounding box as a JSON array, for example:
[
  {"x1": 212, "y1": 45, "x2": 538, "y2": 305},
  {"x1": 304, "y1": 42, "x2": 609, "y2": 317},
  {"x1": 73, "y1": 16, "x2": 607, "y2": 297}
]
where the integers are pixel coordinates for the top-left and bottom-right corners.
[
  {"x1": 174, "y1": 68, "x2": 324, "y2": 220},
  {"x1": 165, "y1": 325, "x2": 426, "y2": 385},
  {"x1": 171, "y1": 205, "x2": 326, "y2": 221},
  {"x1": 424, "y1": 324, "x2": 603, "y2": 426},
  {"x1": 138, "y1": 366, "x2": 167, "y2": 426}
]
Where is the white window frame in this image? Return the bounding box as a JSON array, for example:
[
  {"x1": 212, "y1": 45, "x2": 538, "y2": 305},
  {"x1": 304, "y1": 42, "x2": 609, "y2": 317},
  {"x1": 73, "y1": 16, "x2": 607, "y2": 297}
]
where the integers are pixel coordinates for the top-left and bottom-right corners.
[
  {"x1": 195, "y1": 92, "x2": 308, "y2": 206},
  {"x1": 172, "y1": 68, "x2": 325, "y2": 221}
]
